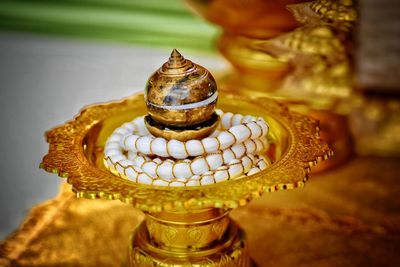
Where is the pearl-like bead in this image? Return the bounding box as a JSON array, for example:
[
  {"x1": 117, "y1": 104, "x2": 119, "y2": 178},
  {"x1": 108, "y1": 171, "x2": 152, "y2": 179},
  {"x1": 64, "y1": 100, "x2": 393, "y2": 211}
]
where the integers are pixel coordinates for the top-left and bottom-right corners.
[{"x1": 104, "y1": 111, "x2": 270, "y2": 187}]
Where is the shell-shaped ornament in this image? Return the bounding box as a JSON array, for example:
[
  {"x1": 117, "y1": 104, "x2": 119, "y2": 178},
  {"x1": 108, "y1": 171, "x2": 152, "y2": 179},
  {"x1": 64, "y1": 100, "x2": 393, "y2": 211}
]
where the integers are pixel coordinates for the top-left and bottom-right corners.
[{"x1": 145, "y1": 49, "x2": 218, "y2": 128}]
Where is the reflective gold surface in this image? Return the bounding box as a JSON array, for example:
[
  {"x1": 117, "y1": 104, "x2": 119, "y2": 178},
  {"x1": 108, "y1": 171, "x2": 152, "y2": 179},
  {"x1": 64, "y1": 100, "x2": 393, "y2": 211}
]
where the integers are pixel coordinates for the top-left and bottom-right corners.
[
  {"x1": 130, "y1": 210, "x2": 250, "y2": 266},
  {"x1": 39, "y1": 92, "x2": 330, "y2": 266}
]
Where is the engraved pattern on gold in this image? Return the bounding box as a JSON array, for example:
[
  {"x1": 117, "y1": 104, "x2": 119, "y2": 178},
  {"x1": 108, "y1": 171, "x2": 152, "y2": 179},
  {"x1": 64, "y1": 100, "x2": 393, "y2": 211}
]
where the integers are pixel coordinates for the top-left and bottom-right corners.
[
  {"x1": 188, "y1": 227, "x2": 203, "y2": 244},
  {"x1": 212, "y1": 220, "x2": 226, "y2": 240},
  {"x1": 129, "y1": 218, "x2": 251, "y2": 267},
  {"x1": 164, "y1": 226, "x2": 178, "y2": 245}
]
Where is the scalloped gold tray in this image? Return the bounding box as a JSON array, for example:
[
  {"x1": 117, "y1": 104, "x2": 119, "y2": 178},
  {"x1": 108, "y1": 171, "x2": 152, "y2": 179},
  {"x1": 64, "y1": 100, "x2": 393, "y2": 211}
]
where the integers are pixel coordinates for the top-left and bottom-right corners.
[{"x1": 40, "y1": 93, "x2": 331, "y2": 266}]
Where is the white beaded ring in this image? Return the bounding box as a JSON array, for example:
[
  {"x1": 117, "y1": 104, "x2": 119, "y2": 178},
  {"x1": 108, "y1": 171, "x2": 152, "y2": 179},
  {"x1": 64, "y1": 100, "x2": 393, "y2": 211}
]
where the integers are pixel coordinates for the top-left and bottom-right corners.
[{"x1": 104, "y1": 110, "x2": 270, "y2": 187}]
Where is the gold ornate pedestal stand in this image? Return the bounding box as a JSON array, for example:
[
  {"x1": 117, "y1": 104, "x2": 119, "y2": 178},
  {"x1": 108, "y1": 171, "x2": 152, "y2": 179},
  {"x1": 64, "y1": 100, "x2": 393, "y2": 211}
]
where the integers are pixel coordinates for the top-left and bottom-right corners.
[
  {"x1": 40, "y1": 94, "x2": 331, "y2": 266},
  {"x1": 131, "y1": 209, "x2": 249, "y2": 266}
]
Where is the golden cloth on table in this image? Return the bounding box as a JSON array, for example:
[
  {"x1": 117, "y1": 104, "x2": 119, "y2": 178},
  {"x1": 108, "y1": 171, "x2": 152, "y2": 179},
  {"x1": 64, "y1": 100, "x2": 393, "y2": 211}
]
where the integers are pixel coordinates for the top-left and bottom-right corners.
[{"x1": 1, "y1": 156, "x2": 399, "y2": 267}]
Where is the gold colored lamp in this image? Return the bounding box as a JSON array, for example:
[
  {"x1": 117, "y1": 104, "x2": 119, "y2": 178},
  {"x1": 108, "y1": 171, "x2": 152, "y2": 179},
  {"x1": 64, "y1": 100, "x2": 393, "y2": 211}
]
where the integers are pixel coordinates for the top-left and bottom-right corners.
[{"x1": 40, "y1": 50, "x2": 331, "y2": 266}]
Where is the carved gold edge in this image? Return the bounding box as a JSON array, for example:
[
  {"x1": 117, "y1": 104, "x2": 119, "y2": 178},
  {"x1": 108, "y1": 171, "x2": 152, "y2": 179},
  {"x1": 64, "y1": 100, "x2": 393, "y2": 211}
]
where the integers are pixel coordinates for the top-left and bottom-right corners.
[{"x1": 40, "y1": 93, "x2": 332, "y2": 212}]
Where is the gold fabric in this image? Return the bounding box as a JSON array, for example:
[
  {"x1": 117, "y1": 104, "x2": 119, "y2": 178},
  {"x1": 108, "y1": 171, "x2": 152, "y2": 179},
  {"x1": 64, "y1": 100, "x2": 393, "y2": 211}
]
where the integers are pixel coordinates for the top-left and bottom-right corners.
[{"x1": 1, "y1": 156, "x2": 399, "y2": 266}]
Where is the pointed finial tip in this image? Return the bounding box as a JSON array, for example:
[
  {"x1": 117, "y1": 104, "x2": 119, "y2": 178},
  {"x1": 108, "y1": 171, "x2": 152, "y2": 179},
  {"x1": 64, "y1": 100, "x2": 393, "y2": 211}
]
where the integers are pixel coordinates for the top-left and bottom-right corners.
[{"x1": 170, "y1": 48, "x2": 181, "y2": 58}]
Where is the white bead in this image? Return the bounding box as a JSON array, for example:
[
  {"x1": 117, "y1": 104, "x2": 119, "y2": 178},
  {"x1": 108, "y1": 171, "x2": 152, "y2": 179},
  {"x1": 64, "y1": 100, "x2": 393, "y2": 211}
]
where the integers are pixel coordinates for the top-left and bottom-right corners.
[
  {"x1": 105, "y1": 157, "x2": 114, "y2": 167},
  {"x1": 153, "y1": 158, "x2": 162, "y2": 164},
  {"x1": 122, "y1": 122, "x2": 135, "y2": 132},
  {"x1": 232, "y1": 114, "x2": 243, "y2": 126},
  {"x1": 191, "y1": 158, "x2": 209, "y2": 175},
  {"x1": 115, "y1": 163, "x2": 126, "y2": 174},
  {"x1": 176, "y1": 177, "x2": 189, "y2": 183},
  {"x1": 127, "y1": 150, "x2": 137, "y2": 160},
  {"x1": 118, "y1": 159, "x2": 131, "y2": 167},
  {"x1": 246, "y1": 154, "x2": 255, "y2": 164},
  {"x1": 221, "y1": 112, "x2": 233, "y2": 129},
  {"x1": 124, "y1": 135, "x2": 139, "y2": 150},
  {"x1": 152, "y1": 179, "x2": 169, "y2": 186},
  {"x1": 170, "y1": 181, "x2": 185, "y2": 187},
  {"x1": 152, "y1": 138, "x2": 168, "y2": 158},
  {"x1": 243, "y1": 140, "x2": 256, "y2": 153},
  {"x1": 137, "y1": 173, "x2": 153, "y2": 184},
  {"x1": 229, "y1": 124, "x2": 251, "y2": 143},
  {"x1": 242, "y1": 155, "x2": 253, "y2": 173},
  {"x1": 173, "y1": 162, "x2": 192, "y2": 179},
  {"x1": 258, "y1": 121, "x2": 269, "y2": 137},
  {"x1": 125, "y1": 166, "x2": 139, "y2": 180},
  {"x1": 105, "y1": 141, "x2": 120, "y2": 151},
  {"x1": 258, "y1": 160, "x2": 268, "y2": 170},
  {"x1": 247, "y1": 167, "x2": 260, "y2": 176},
  {"x1": 142, "y1": 161, "x2": 157, "y2": 178},
  {"x1": 214, "y1": 168, "x2": 229, "y2": 182},
  {"x1": 243, "y1": 115, "x2": 254, "y2": 123},
  {"x1": 157, "y1": 161, "x2": 174, "y2": 180},
  {"x1": 114, "y1": 127, "x2": 130, "y2": 136},
  {"x1": 222, "y1": 149, "x2": 235, "y2": 163},
  {"x1": 247, "y1": 122, "x2": 262, "y2": 139},
  {"x1": 132, "y1": 156, "x2": 145, "y2": 167},
  {"x1": 205, "y1": 154, "x2": 223, "y2": 170},
  {"x1": 253, "y1": 139, "x2": 263, "y2": 152},
  {"x1": 228, "y1": 160, "x2": 244, "y2": 178},
  {"x1": 202, "y1": 138, "x2": 219, "y2": 153},
  {"x1": 231, "y1": 143, "x2": 246, "y2": 158},
  {"x1": 200, "y1": 175, "x2": 214, "y2": 185},
  {"x1": 186, "y1": 180, "x2": 200, "y2": 186},
  {"x1": 137, "y1": 136, "x2": 152, "y2": 154},
  {"x1": 191, "y1": 175, "x2": 201, "y2": 180},
  {"x1": 217, "y1": 132, "x2": 235, "y2": 150},
  {"x1": 108, "y1": 133, "x2": 122, "y2": 143},
  {"x1": 133, "y1": 117, "x2": 147, "y2": 135},
  {"x1": 186, "y1": 140, "x2": 204, "y2": 157},
  {"x1": 168, "y1": 139, "x2": 188, "y2": 159},
  {"x1": 109, "y1": 154, "x2": 125, "y2": 163},
  {"x1": 105, "y1": 148, "x2": 121, "y2": 157}
]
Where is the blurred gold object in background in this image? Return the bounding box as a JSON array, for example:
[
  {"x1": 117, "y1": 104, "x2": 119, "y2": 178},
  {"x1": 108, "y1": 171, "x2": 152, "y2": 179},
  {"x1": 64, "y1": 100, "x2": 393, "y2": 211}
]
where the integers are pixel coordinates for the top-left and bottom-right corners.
[
  {"x1": 187, "y1": 0, "x2": 400, "y2": 158},
  {"x1": 187, "y1": 0, "x2": 357, "y2": 170}
]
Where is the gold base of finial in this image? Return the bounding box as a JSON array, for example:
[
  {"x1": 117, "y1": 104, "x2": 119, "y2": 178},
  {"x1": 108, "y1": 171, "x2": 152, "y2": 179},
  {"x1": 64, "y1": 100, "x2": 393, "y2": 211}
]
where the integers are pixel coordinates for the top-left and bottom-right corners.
[
  {"x1": 144, "y1": 113, "x2": 220, "y2": 141},
  {"x1": 129, "y1": 208, "x2": 251, "y2": 267}
]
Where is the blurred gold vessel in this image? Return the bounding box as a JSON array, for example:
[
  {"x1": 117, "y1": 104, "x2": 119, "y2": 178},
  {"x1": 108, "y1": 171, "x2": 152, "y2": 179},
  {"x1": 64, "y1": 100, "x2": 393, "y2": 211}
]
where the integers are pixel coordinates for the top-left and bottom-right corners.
[
  {"x1": 187, "y1": 0, "x2": 357, "y2": 170},
  {"x1": 41, "y1": 93, "x2": 330, "y2": 266}
]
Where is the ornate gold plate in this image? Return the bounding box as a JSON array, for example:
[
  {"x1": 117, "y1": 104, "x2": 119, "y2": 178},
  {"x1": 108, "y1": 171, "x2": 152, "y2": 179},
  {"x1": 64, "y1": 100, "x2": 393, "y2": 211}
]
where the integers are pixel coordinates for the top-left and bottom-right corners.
[{"x1": 40, "y1": 93, "x2": 331, "y2": 266}]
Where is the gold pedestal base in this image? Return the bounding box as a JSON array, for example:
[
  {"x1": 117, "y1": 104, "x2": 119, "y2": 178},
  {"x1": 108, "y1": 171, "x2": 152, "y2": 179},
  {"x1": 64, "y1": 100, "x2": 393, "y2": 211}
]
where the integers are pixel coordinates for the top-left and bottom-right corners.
[{"x1": 129, "y1": 208, "x2": 251, "y2": 267}]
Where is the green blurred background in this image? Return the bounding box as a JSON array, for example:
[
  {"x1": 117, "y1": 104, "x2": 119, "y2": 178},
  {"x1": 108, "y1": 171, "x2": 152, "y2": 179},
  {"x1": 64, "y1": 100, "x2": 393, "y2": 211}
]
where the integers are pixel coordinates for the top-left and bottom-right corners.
[{"x1": 0, "y1": 0, "x2": 219, "y2": 53}]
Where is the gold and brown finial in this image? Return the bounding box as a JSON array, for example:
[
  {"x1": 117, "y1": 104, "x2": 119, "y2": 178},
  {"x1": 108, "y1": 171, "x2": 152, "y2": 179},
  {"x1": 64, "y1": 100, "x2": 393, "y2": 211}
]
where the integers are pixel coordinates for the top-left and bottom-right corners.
[{"x1": 144, "y1": 49, "x2": 219, "y2": 141}]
